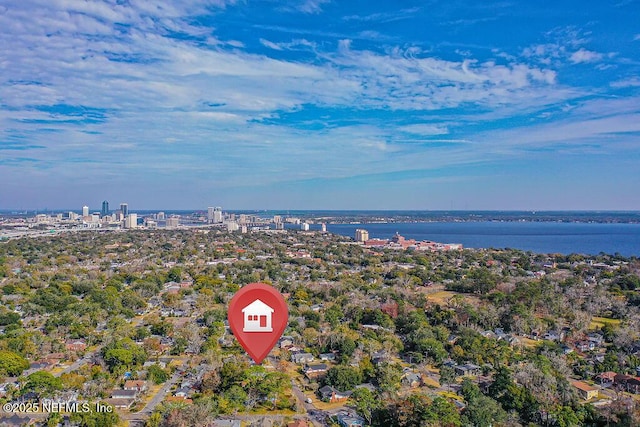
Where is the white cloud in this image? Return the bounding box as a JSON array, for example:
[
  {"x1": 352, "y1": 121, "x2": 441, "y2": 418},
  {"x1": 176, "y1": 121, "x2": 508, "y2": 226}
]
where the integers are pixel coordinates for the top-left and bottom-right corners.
[
  {"x1": 260, "y1": 38, "x2": 284, "y2": 50},
  {"x1": 570, "y1": 48, "x2": 603, "y2": 63},
  {"x1": 610, "y1": 77, "x2": 640, "y2": 88},
  {"x1": 634, "y1": 34, "x2": 640, "y2": 41},
  {"x1": 399, "y1": 124, "x2": 449, "y2": 135},
  {"x1": 296, "y1": 0, "x2": 331, "y2": 14}
]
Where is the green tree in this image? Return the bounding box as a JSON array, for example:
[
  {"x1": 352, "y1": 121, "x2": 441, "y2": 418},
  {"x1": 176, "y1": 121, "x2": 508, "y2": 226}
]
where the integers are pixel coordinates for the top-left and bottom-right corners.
[
  {"x1": 70, "y1": 402, "x2": 119, "y2": 427},
  {"x1": 351, "y1": 387, "x2": 380, "y2": 424},
  {"x1": 0, "y1": 350, "x2": 30, "y2": 376},
  {"x1": 325, "y1": 366, "x2": 363, "y2": 392},
  {"x1": 147, "y1": 364, "x2": 170, "y2": 384},
  {"x1": 23, "y1": 371, "x2": 63, "y2": 396},
  {"x1": 439, "y1": 366, "x2": 456, "y2": 390}
]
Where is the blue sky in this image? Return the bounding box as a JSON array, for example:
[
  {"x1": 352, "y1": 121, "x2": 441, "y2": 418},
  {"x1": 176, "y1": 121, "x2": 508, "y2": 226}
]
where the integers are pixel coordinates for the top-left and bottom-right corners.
[{"x1": 1, "y1": 0, "x2": 639, "y2": 210}]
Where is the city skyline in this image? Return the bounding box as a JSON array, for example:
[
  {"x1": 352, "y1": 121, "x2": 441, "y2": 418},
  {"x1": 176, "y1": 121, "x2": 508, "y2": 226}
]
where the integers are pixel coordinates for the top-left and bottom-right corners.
[{"x1": 1, "y1": 1, "x2": 639, "y2": 210}]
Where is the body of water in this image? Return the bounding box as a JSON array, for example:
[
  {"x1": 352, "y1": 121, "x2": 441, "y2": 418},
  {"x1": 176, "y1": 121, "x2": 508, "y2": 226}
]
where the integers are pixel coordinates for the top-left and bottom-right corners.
[{"x1": 324, "y1": 222, "x2": 640, "y2": 256}]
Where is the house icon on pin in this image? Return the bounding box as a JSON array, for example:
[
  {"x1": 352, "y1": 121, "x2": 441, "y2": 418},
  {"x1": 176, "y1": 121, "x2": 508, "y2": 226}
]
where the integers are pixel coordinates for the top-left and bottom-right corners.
[{"x1": 242, "y1": 299, "x2": 274, "y2": 332}]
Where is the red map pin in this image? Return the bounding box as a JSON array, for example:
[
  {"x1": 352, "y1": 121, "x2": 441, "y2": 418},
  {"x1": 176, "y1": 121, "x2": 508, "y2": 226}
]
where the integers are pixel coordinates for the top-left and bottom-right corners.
[{"x1": 228, "y1": 282, "x2": 289, "y2": 364}]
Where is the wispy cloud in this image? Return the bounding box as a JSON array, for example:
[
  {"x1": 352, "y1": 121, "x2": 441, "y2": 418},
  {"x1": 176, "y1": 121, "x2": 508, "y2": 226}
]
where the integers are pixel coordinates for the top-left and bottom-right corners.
[
  {"x1": 570, "y1": 48, "x2": 603, "y2": 64},
  {"x1": 1, "y1": 0, "x2": 639, "y2": 209},
  {"x1": 610, "y1": 77, "x2": 640, "y2": 88},
  {"x1": 342, "y1": 7, "x2": 420, "y2": 23},
  {"x1": 293, "y1": 0, "x2": 331, "y2": 14}
]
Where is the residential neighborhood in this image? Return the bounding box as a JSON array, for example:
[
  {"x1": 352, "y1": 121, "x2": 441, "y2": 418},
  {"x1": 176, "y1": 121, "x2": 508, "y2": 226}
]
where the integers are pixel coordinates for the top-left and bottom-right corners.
[{"x1": 0, "y1": 223, "x2": 639, "y2": 426}]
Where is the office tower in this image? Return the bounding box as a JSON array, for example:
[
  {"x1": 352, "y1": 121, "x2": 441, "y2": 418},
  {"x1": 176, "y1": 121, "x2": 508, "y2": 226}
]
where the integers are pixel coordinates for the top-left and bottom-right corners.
[
  {"x1": 120, "y1": 203, "x2": 128, "y2": 218},
  {"x1": 157, "y1": 212, "x2": 165, "y2": 220},
  {"x1": 239, "y1": 214, "x2": 247, "y2": 224},
  {"x1": 355, "y1": 229, "x2": 369, "y2": 242},
  {"x1": 301, "y1": 222, "x2": 310, "y2": 231},
  {"x1": 166, "y1": 217, "x2": 179, "y2": 228},
  {"x1": 124, "y1": 213, "x2": 137, "y2": 229},
  {"x1": 101, "y1": 201, "x2": 109, "y2": 217},
  {"x1": 207, "y1": 207, "x2": 215, "y2": 222},
  {"x1": 82, "y1": 205, "x2": 89, "y2": 217},
  {"x1": 227, "y1": 221, "x2": 239, "y2": 232},
  {"x1": 273, "y1": 215, "x2": 282, "y2": 224},
  {"x1": 213, "y1": 207, "x2": 222, "y2": 223},
  {"x1": 321, "y1": 223, "x2": 327, "y2": 232}
]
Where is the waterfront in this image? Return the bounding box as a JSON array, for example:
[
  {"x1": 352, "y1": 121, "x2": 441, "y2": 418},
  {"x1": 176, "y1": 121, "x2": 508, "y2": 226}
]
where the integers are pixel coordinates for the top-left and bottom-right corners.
[{"x1": 326, "y1": 221, "x2": 640, "y2": 256}]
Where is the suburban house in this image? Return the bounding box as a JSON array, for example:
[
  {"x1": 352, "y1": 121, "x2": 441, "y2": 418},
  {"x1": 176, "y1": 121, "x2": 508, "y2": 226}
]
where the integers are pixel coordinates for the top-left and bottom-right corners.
[
  {"x1": 174, "y1": 387, "x2": 192, "y2": 398},
  {"x1": 124, "y1": 380, "x2": 148, "y2": 392},
  {"x1": 319, "y1": 353, "x2": 337, "y2": 362},
  {"x1": 595, "y1": 372, "x2": 616, "y2": 387},
  {"x1": 572, "y1": 381, "x2": 599, "y2": 400},
  {"x1": 454, "y1": 363, "x2": 482, "y2": 377},
  {"x1": 614, "y1": 374, "x2": 640, "y2": 394},
  {"x1": 319, "y1": 385, "x2": 351, "y2": 403},
  {"x1": 110, "y1": 389, "x2": 137, "y2": 400},
  {"x1": 336, "y1": 412, "x2": 366, "y2": 427},
  {"x1": 575, "y1": 340, "x2": 596, "y2": 352},
  {"x1": 65, "y1": 339, "x2": 87, "y2": 352},
  {"x1": 401, "y1": 371, "x2": 422, "y2": 388},
  {"x1": 303, "y1": 364, "x2": 328, "y2": 379},
  {"x1": 291, "y1": 352, "x2": 314, "y2": 364},
  {"x1": 279, "y1": 336, "x2": 294, "y2": 348},
  {"x1": 107, "y1": 389, "x2": 137, "y2": 409}
]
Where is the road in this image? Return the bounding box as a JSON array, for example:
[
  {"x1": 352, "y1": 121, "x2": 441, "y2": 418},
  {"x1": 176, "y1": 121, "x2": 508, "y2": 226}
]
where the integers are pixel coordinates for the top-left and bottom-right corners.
[{"x1": 123, "y1": 365, "x2": 183, "y2": 423}]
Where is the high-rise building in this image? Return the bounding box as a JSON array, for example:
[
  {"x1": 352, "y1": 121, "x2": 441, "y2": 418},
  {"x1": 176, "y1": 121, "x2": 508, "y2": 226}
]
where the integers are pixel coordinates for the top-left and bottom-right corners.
[
  {"x1": 120, "y1": 203, "x2": 128, "y2": 218},
  {"x1": 301, "y1": 222, "x2": 310, "y2": 231},
  {"x1": 227, "y1": 221, "x2": 239, "y2": 232},
  {"x1": 101, "y1": 201, "x2": 109, "y2": 217},
  {"x1": 273, "y1": 215, "x2": 282, "y2": 224},
  {"x1": 213, "y1": 207, "x2": 223, "y2": 223},
  {"x1": 207, "y1": 207, "x2": 215, "y2": 222},
  {"x1": 157, "y1": 212, "x2": 165, "y2": 220},
  {"x1": 124, "y1": 213, "x2": 137, "y2": 229},
  {"x1": 166, "y1": 216, "x2": 179, "y2": 228},
  {"x1": 355, "y1": 229, "x2": 369, "y2": 242},
  {"x1": 82, "y1": 205, "x2": 89, "y2": 217},
  {"x1": 321, "y1": 223, "x2": 327, "y2": 232}
]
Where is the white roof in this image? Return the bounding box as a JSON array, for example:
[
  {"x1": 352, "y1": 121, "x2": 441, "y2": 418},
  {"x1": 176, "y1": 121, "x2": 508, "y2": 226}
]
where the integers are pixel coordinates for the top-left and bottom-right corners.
[{"x1": 242, "y1": 298, "x2": 274, "y2": 313}]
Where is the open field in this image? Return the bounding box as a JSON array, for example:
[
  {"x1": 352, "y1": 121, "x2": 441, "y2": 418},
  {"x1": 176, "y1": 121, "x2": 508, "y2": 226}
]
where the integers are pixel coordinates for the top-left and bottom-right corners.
[{"x1": 590, "y1": 317, "x2": 622, "y2": 329}]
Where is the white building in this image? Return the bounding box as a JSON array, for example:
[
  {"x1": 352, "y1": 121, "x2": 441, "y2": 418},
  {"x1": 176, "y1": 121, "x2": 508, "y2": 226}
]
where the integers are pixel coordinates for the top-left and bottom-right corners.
[
  {"x1": 227, "y1": 221, "x2": 239, "y2": 232},
  {"x1": 301, "y1": 222, "x2": 310, "y2": 231},
  {"x1": 242, "y1": 299, "x2": 274, "y2": 332},
  {"x1": 166, "y1": 217, "x2": 179, "y2": 228},
  {"x1": 124, "y1": 213, "x2": 137, "y2": 229},
  {"x1": 355, "y1": 229, "x2": 369, "y2": 242},
  {"x1": 207, "y1": 207, "x2": 215, "y2": 222},
  {"x1": 82, "y1": 206, "x2": 89, "y2": 217},
  {"x1": 211, "y1": 207, "x2": 222, "y2": 223}
]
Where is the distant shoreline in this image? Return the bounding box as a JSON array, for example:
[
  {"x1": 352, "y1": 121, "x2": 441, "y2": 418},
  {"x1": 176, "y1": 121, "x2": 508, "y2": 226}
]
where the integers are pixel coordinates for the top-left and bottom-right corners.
[{"x1": 2, "y1": 210, "x2": 640, "y2": 224}]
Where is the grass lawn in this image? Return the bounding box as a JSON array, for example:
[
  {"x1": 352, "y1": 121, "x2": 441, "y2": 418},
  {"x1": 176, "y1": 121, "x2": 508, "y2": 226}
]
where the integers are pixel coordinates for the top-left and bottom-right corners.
[
  {"x1": 437, "y1": 390, "x2": 463, "y2": 401},
  {"x1": 421, "y1": 376, "x2": 440, "y2": 388},
  {"x1": 521, "y1": 337, "x2": 541, "y2": 348},
  {"x1": 312, "y1": 399, "x2": 349, "y2": 411},
  {"x1": 425, "y1": 290, "x2": 458, "y2": 304},
  {"x1": 590, "y1": 316, "x2": 622, "y2": 329}
]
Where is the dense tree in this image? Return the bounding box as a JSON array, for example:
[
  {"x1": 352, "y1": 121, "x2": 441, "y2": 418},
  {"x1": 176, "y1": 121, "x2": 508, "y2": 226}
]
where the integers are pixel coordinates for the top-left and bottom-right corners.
[
  {"x1": 22, "y1": 371, "x2": 63, "y2": 396},
  {"x1": 0, "y1": 349, "x2": 29, "y2": 376}
]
